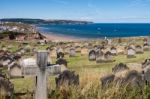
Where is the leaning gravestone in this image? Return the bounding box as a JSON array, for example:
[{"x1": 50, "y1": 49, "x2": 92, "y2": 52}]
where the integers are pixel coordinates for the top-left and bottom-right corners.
[
  {"x1": 88, "y1": 50, "x2": 96, "y2": 61},
  {"x1": 0, "y1": 74, "x2": 14, "y2": 98},
  {"x1": 112, "y1": 63, "x2": 129, "y2": 74},
  {"x1": 100, "y1": 74, "x2": 115, "y2": 88},
  {"x1": 142, "y1": 59, "x2": 150, "y2": 82},
  {"x1": 122, "y1": 70, "x2": 145, "y2": 87},
  {"x1": 55, "y1": 70, "x2": 79, "y2": 88}
]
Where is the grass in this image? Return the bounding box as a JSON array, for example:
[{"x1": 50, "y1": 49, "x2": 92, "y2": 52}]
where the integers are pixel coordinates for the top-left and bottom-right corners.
[
  {"x1": 0, "y1": 39, "x2": 150, "y2": 98},
  {"x1": 10, "y1": 51, "x2": 150, "y2": 94}
]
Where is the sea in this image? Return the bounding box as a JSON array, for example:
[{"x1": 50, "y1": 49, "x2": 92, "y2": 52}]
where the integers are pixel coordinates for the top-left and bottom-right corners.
[{"x1": 37, "y1": 23, "x2": 150, "y2": 39}]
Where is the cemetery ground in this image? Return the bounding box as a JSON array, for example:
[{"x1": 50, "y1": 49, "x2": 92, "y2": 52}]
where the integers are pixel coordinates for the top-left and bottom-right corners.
[{"x1": 0, "y1": 39, "x2": 150, "y2": 99}]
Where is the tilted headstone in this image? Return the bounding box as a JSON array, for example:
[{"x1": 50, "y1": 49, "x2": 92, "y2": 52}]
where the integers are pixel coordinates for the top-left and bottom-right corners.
[
  {"x1": 0, "y1": 74, "x2": 14, "y2": 97},
  {"x1": 88, "y1": 50, "x2": 96, "y2": 61},
  {"x1": 55, "y1": 70, "x2": 79, "y2": 88},
  {"x1": 100, "y1": 74, "x2": 115, "y2": 88},
  {"x1": 122, "y1": 70, "x2": 145, "y2": 87},
  {"x1": 112, "y1": 63, "x2": 129, "y2": 74}
]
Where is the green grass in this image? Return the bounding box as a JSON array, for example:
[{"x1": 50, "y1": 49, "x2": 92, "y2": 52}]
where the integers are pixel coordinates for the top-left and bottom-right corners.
[
  {"x1": 0, "y1": 39, "x2": 150, "y2": 98},
  {"x1": 10, "y1": 51, "x2": 150, "y2": 93}
]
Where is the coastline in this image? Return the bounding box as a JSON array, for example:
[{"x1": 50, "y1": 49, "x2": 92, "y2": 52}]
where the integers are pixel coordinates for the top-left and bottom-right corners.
[
  {"x1": 41, "y1": 31, "x2": 150, "y2": 42},
  {"x1": 41, "y1": 32, "x2": 87, "y2": 42}
]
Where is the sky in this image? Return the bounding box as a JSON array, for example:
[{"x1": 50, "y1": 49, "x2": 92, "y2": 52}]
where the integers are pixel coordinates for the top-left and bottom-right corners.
[{"x1": 1, "y1": 0, "x2": 150, "y2": 23}]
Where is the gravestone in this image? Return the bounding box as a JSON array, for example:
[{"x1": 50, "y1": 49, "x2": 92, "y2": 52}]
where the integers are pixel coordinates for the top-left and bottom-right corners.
[
  {"x1": 57, "y1": 52, "x2": 65, "y2": 59},
  {"x1": 122, "y1": 70, "x2": 145, "y2": 87},
  {"x1": 135, "y1": 45, "x2": 143, "y2": 54},
  {"x1": 96, "y1": 50, "x2": 105, "y2": 63},
  {"x1": 35, "y1": 51, "x2": 48, "y2": 99},
  {"x1": 56, "y1": 58, "x2": 68, "y2": 67},
  {"x1": 143, "y1": 38, "x2": 148, "y2": 44},
  {"x1": 88, "y1": 50, "x2": 96, "y2": 61},
  {"x1": 55, "y1": 70, "x2": 79, "y2": 88},
  {"x1": 127, "y1": 47, "x2": 136, "y2": 58},
  {"x1": 110, "y1": 47, "x2": 117, "y2": 55},
  {"x1": 0, "y1": 74, "x2": 14, "y2": 98},
  {"x1": 100, "y1": 74, "x2": 115, "y2": 88},
  {"x1": 112, "y1": 63, "x2": 129, "y2": 74},
  {"x1": 143, "y1": 43, "x2": 150, "y2": 51},
  {"x1": 8, "y1": 63, "x2": 23, "y2": 78},
  {"x1": 104, "y1": 51, "x2": 114, "y2": 62},
  {"x1": 69, "y1": 47, "x2": 76, "y2": 57}
]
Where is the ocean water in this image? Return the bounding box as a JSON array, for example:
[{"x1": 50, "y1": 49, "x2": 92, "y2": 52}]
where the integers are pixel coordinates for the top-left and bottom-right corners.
[{"x1": 38, "y1": 23, "x2": 150, "y2": 38}]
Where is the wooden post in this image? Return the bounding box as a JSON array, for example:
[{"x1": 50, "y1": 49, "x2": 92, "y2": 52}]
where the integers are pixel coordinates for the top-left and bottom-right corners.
[{"x1": 35, "y1": 51, "x2": 49, "y2": 99}]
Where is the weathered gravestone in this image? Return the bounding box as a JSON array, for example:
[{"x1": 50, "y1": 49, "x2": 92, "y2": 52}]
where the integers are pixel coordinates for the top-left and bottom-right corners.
[
  {"x1": 0, "y1": 73, "x2": 14, "y2": 98},
  {"x1": 143, "y1": 43, "x2": 150, "y2": 51},
  {"x1": 56, "y1": 58, "x2": 68, "y2": 67},
  {"x1": 112, "y1": 63, "x2": 129, "y2": 74},
  {"x1": 127, "y1": 47, "x2": 136, "y2": 58},
  {"x1": 104, "y1": 51, "x2": 115, "y2": 62},
  {"x1": 69, "y1": 47, "x2": 76, "y2": 57},
  {"x1": 110, "y1": 47, "x2": 117, "y2": 56},
  {"x1": 88, "y1": 50, "x2": 96, "y2": 61},
  {"x1": 142, "y1": 59, "x2": 150, "y2": 83},
  {"x1": 121, "y1": 70, "x2": 145, "y2": 87},
  {"x1": 96, "y1": 50, "x2": 104, "y2": 63},
  {"x1": 57, "y1": 52, "x2": 65, "y2": 59},
  {"x1": 135, "y1": 45, "x2": 143, "y2": 54},
  {"x1": 20, "y1": 51, "x2": 61, "y2": 99},
  {"x1": 100, "y1": 74, "x2": 115, "y2": 88},
  {"x1": 8, "y1": 63, "x2": 23, "y2": 78},
  {"x1": 55, "y1": 70, "x2": 79, "y2": 88}
]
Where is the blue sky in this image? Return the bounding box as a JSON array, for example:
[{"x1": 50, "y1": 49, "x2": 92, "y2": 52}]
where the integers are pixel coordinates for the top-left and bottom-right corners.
[{"x1": 1, "y1": 0, "x2": 150, "y2": 22}]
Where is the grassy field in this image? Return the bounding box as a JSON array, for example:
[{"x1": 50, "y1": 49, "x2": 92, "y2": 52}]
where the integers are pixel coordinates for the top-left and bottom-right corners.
[
  {"x1": 10, "y1": 51, "x2": 150, "y2": 93},
  {"x1": 1, "y1": 40, "x2": 150, "y2": 98}
]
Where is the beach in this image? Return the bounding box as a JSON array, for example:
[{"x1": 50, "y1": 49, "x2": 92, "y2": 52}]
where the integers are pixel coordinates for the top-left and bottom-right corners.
[{"x1": 41, "y1": 32, "x2": 86, "y2": 42}]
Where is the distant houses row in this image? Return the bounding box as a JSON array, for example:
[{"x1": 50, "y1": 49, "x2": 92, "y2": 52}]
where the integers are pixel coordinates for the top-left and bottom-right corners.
[{"x1": 0, "y1": 22, "x2": 37, "y2": 33}]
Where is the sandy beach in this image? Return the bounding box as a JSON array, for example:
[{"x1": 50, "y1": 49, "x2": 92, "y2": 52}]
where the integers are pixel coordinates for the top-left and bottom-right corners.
[{"x1": 41, "y1": 32, "x2": 86, "y2": 42}]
